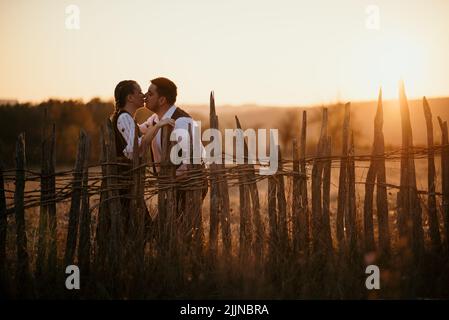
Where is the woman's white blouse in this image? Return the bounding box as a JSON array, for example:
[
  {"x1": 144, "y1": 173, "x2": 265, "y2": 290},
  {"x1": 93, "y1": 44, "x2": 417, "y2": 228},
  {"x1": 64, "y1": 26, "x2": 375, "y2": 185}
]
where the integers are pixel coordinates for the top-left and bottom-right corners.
[{"x1": 116, "y1": 113, "x2": 145, "y2": 160}]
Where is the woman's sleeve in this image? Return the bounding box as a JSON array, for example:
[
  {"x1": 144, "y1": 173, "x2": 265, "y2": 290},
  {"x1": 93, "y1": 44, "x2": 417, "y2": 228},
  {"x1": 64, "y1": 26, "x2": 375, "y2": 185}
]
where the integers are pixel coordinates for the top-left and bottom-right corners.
[
  {"x1": 138, "y1": 114, "x2": 156, "y2": 135},
  {"x1": 117, "y1": 113, "x2": 143, "y2": 160}
]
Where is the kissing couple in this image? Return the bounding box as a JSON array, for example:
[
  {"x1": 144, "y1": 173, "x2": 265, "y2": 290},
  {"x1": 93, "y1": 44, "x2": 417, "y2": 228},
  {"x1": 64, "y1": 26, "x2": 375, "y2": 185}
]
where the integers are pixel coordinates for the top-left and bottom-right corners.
[{"x1": 109, "y1": 77, "x2": 207, "y2": 241}]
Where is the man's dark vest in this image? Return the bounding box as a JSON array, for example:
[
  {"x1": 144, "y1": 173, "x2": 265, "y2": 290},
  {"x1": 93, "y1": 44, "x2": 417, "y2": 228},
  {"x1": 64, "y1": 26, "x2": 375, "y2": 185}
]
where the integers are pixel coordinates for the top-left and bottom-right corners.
[
  {"x1": 149, "y1": 107, "x2": 192, "y2": 176},
  {"x1": 111, "y1": 110, "x2": 142, "y2": 162},
  {"x1": 171, "y1": 107, "x2": 191, "y2": 121}
]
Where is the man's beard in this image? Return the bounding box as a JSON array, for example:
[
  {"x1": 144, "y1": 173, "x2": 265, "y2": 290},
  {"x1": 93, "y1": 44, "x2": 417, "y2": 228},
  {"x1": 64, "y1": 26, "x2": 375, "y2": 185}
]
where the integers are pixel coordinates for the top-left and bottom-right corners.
[{"x1": 150, "y1": 102, "x2": 161, "y2": 114}]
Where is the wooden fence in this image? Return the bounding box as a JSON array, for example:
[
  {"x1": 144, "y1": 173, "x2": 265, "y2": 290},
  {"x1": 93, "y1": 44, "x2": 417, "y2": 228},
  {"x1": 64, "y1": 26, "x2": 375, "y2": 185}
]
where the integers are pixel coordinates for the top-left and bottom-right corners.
[{"x1": 1, "y1": 85, "x2": 449, "y2": 299}]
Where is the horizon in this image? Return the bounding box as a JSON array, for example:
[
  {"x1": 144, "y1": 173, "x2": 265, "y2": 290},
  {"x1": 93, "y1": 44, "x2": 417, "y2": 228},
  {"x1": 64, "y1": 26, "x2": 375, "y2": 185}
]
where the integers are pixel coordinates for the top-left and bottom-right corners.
[{"x1": 2, "y1": 91, "x2": 449, "y2": 110}]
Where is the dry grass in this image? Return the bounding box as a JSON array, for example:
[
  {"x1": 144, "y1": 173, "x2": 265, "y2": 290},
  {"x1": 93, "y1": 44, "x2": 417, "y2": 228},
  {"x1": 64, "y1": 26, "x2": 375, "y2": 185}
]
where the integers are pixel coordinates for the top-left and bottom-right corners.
[{"x1": 2, "y1": 156, "x2": 449, "y2": 299}]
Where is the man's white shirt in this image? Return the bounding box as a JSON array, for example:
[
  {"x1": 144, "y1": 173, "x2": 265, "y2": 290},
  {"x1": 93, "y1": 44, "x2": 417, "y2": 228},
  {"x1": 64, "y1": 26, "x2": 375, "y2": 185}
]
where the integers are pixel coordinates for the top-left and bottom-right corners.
[
  {"x1": 117, "y1": 105, "x2": 205, "y2": 168},
  {"x1": 139, "y1": 105, "x2": 206, "y2": 172}
]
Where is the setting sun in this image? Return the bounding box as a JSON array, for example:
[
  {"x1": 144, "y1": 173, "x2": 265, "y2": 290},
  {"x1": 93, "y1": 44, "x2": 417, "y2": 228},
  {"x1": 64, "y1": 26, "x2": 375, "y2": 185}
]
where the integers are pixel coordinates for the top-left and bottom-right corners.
[{"x1": 372, "y1": 34, "x2": 427, "y2": 100}]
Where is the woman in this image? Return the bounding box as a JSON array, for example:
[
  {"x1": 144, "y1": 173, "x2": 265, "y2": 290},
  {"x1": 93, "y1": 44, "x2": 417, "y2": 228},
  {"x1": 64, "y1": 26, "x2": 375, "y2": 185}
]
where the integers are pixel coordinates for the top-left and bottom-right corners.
[{"x1": 110, "y1": 80, "x2": 174, "y2": 240}]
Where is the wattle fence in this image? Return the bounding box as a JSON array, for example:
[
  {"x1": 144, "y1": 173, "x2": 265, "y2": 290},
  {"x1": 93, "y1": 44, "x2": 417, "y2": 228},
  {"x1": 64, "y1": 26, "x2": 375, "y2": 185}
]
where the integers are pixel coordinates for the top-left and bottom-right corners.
[{"x1": 1, "y1": 85, "x2": 449, "y2": 299}]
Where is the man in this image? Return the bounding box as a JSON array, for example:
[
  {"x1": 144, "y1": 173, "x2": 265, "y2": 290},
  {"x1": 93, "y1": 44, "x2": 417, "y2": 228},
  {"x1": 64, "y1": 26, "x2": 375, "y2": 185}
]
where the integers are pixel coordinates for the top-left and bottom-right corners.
[
  {"x1": 141, "y1": 77, "x2": 205, "y2": 175},
  {"x1": 142, "y1": 77, "x2": 208, "y2": 241}
]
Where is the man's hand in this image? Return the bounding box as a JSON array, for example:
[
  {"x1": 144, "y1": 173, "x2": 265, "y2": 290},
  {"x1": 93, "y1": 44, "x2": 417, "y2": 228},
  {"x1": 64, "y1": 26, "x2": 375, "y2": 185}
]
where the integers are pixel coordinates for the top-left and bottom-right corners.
[
  {"x1": 156, "y1": 118, "x2": 175, "y2": 129},
  {"x1": 140, "y1": 118, "x2": 175, "y2": 152}
]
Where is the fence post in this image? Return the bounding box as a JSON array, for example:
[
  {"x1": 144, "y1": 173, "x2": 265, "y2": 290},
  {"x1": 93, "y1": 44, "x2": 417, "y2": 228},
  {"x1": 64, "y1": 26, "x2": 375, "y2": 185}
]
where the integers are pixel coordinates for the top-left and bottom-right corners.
[
  {"x1": 347, "y1": 132, "x2": 358, "y2": 257},
  {"x1": 36, "y1": 108, "x2": 49, "y2": 280},
  {"x1": 104, "y1": 121, "x2": 124, "y2": 288},
  {"x1": 238, "y1": 156, "x2": 251, "y2": 262},
  {"x1": 276, "y1": 146, "x2": 289, "y2": 255},
  {"x1": 185, "y1": 124, "x2": 205, "y2": 277},
  {"x1": 337, "y1": 103, "x2": 350, "y2": 252},
  {"x1": 128, "y1": 121, "x2": 146, "y2": 296},
  {"x1": 78, "y1": 135, "x2": 91, "y2": 277},
  {"x1": 157, "y1": 129, "x2": 168, "y2": 255},
  {"x1": 363, "y1": 90, "x2": 381, "y2": 253},
  {"x1": 437, "y1": 116, "x2": 449, "y2": 251},
  {"x1": 0, "y1": 162, "x2": 6, "y2": 277},
  {"x1": 35, "y1": 114, "x2": 56, "y2": 293},
  {"x1": 235, "y1": 116, "x2": 264, "y2": 262},
  {"x1": 299, "y1": 111, "x2": 309, "y2": 257},
  {"x1": 423, "y1": 97, "x2": 442, "y2": 253},
  {"x1": 267, "y1": 130, "x2": 278, "y2": 265},
  {"x1": 398, "y1": 82, "x2": 424, "y2": 259},
  {"x1": 267, "y1": 174, "x2": 278, "y2": 269},
  {"x1": 216, "y1": 111, "x2": 231, "y2": 258},
  {"x1": 218, "y1": 171, "x2": 232, "y2": 258},
  {"x1": 159, "y1": 124, "x2": 177, "y2": 257},
  {"x1": 130, "y1": 124, "x2": 143, "y2": 257},
  {"x1": 95, "y1": 127, "x2": 110, "y2": 273},
  {"x1": 322, "y1": 135, "x2": 333, "y2": 255},
  {"x1": 235, "y1": 117, "x2": 252, "y2": 262},
  {"x1": 46, "y1": 125, "x2": 57, "y2": 278},
  {"x1": 374, "y1": 90, "x2": 390, "y2": 257},
  {"x1": 162, "y1": 123, "x2": 181, "y2": 290},
  {"x1": 311, "y1": 108, "x2": 327, "y2": 254},
  {"x1": 292, "y1": 138, "x2": 301, "y2": 255},
  {"x1": 311, "y1": 117, "x2": 322, "y2": 254},
  {"x1": 218, "y1": 172, "x2": 232, "y2": 258},
  {"x1": 363, "y1": 149, "x2": 376, "y2": 253},
  {"x1": 208, "y1": 92, "x2": 220, "y2": 260},
  {"x1": 14, "y1": 133, "x2": 32, "y2": 296},
  {"x1": 64, "y1": 130, "x2": 88, "y2": 266}
]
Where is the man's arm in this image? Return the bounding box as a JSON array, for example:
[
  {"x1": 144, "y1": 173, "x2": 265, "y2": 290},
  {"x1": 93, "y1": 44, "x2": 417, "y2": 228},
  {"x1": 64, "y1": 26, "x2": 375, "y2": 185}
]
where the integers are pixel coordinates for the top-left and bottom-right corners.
[
  {"x1": 140, "y1": 118, "x2": 175, "y2": 154},
  {"x1": 138, "y1": 114, "x2": 157, "y2": 134}
]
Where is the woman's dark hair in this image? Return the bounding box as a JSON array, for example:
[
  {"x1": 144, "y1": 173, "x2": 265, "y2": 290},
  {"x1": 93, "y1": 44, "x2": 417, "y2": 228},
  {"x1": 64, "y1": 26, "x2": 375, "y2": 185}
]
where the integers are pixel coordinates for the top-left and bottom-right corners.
[
  {"x1": 151, "y1": 77, "x2": 177, "y2": 105},
  {"x1": 113, "y1": 80, "x2": 138, "y2": 114}
]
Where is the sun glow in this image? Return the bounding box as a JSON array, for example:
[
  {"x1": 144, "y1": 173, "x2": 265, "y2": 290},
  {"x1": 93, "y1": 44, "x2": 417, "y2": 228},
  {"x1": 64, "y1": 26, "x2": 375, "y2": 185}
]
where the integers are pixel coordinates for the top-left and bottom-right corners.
[{"x1": 368, "y1": 33, "x2": 428, "y2": 101}]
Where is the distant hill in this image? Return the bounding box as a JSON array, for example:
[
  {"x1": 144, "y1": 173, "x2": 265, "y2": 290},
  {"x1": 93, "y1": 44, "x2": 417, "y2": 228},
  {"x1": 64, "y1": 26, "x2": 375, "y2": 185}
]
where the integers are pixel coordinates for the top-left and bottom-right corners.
[
  {"x1": 1, "y1": 96, "x2": 448, "y2": 166},
  {"x1": 0, "y1": 99, "x2": 19, "y2": 106},
  {"x1": 176, "y1": 96, "x2": 449, "y2": 151}
]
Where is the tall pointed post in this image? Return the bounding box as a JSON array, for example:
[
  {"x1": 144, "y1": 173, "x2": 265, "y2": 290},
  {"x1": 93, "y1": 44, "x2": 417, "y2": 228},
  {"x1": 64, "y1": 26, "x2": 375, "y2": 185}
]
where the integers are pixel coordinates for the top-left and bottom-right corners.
[
  {"x1": 337, "y1": 103, "x2": 350, "y2": 251},
  {"x1": 14, "y1": 133, "x2": 32, "y2": 297},
  {"x1": 374, "y1": 90, "x2": 390, "y2": 257},
  {"x1": 397, "y1": 81, "x2": 424, "y2": 259},
  {"x1": 437, "y1": 117, "x2": 449, "y2": 250},
  {"x1": 64, "y1": 130, "x2": 88, "y2": 266},
  {"x1": 299, "y1": 111, "x2": 309, "y2": 257},
  {"x1": 208, "y1": 91, "x2": 220, "y2": 260},
  {"x1": 78, "y1": 135, "x2": 91, "y2": 277},
  {"x1": 235, "y1": 116, "x2": 263, "y2": 262},
  {"x1": 423, "y1": 97, "x2": 441, "y2": 253}
]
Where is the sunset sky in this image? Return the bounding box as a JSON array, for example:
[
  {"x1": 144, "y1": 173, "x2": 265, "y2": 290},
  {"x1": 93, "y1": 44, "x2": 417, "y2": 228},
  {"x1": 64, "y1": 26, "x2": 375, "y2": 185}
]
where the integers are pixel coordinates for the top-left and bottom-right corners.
[{"x1": 1, "y1": 0, "x2": 449, "y2": 106}]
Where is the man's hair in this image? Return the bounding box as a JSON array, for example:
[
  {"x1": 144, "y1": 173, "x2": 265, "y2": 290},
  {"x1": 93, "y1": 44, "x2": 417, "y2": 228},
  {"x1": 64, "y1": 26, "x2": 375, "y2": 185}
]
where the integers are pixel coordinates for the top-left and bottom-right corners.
[
  {"x1": 114, "y1": 80, "x2": 137, "y2": 110},
  {"x1": 151, "y1": 77, "x2": 177, "y2": 105}
]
